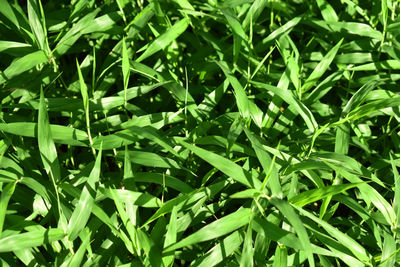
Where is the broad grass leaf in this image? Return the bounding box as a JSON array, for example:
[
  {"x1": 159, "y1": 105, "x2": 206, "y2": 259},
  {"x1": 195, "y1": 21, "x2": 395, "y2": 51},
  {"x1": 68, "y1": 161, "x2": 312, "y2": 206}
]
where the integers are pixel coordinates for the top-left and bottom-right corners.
[
  {"x1": 316, "y1": 0, "x2": 338, "y2": 22},
  {"x1": 240, "y1": 225, "x2": 254, "y2": 267},
  {"x1": 128, "y1": 172, "x2": 193, "y2": 193},
  {"x1": 347, "y1": 96, "x2": 400, "y2": 122},
  {"x1": 190, "y1": 231, "x2": 243, "y2": 267},
  {"x1": 27, "y1": 0, "x2": 48, "y2": 53},
  {"x1": 0, "y1": 50, "x2": 47, "y2": 84},
  {"x1": 0, "y1": 0, "x2": 19, "y2": 29},
  {"x1": 54, "y1": 10, "x2": 100, "y2": 56},
  {"x1": 0, "y1": 122, "x2": 88, "y2": 146},
  {"x1": 272, "y1": 245, "x2": 288, "y2": 267},
  {"x1": 98, "y1": 188, "x2": 161, "y2": 208},
  {"x1": 136, "y1": 18, "x2": 190, "y2": 62},
  {"x1": 163, "y1": 206, "x2": 178, "y2": 266},
  {"x1": 178, "y1": 139, "x2": 261, "y2": 189},
  {"x1": 289, "y1": 183, "x2": 364, "y2": 207},
  {"x1": 215, "y1": 61, "x2": 250, "y2": 120},
  {"x1": 221, "y1": 8, "x2": 247, "y2": 63},
  {"x1": 143, "y1": 181, "x2": 226, "y2": 227},
  {"x1": 335, "y1": 80, "x2": 380, "y2": 155},
  {"x1": 117, "y1": 150, "x2": 181, "y2": 169},
  {"x1": 390, "y1": 154, "x2": 400, "y2": 229},
  {"x1": 251, "y1": 81, "x2": 317, "y2": 132},
  {"x1": 122, "y1": 36, "x2": 130, "y2": 106},
  {"x1": 302, "y1": 38, "x2": 343, "y2": 93},
  {"x1": 270, "y1": 198, "x2": 314, "y2": 267},
  {"x1": 38, "y1": 88, "x2": 61, "y2": 182},
  {"x1": 256, "y1": 16, "x2": 302, "y2": 48},
  {"x1": 306, "y1": 20, "x2": 382, "y2": 40},
  {"x1": 243, "y1": 128, "x2": 281, "y2": 196},
  {"x1": 109, "y1": 188, "x2": 141, "y2": 256},
  {"x1": 67, "y1": 145, "x2": 102, "y2": 241},
  {"x1": 164, "y1": 208, "x2": 253, "y2": 252},
  {"x1": 380, "y1": 231, "x2": 396, "y2": 267},
  {"x1": 293, "y1": 205, "x2": 371, "y2": 264},
  {"x1": 0, "y1": 181, "x2": 17, "y2": 236},
  {"x1": 68, "y1": 230, "x2": 91, "y2": 267},
  {"x1": 0, "y1": 228, "x2": 65, "y2": 252}
]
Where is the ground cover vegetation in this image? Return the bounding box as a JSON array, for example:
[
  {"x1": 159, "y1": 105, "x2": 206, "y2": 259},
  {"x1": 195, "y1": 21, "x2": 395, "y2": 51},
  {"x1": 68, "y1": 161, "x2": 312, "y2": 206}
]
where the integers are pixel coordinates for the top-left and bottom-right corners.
[{"x1": 1, "y1": 0, "x2": 400, "y2": 266}]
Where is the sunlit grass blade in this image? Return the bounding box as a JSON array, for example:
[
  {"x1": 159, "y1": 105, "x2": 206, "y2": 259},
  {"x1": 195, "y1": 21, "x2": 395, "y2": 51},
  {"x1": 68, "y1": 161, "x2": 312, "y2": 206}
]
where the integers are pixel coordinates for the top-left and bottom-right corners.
[
  {"x1": 164, "y1": 208, "x2": 253, "y2": 252},
  {"x1": 0, "y1": 228, "x2": 65, "y2": 252},
  {"x1": 67, "y1": 144, "x2": 102, "y2": 241},
  {"x1": 302, "y1": 38, "x2": 343, "y2": 93},
  {"x1": 270, "y1": 198, "x2": 314, "y2": 267},
  {"x1": 136, "y1": 17, "x2": 190, "y2": 62},
  {"x1": 0, "y1": 181, "x2": 17, "y2": 237},
  {"x1": 289, "y1": 183, "x2": 364, "y2": 207},
  {"x1": 178, "y1": 139, "x2": 261, "y2": 189}
]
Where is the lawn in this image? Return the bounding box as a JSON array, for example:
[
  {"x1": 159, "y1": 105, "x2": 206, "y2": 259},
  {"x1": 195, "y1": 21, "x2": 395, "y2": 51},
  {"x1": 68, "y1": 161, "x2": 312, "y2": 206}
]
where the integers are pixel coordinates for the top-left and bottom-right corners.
[{"x1": 1, "y1": 0, "x2": 400, "y2": 266}]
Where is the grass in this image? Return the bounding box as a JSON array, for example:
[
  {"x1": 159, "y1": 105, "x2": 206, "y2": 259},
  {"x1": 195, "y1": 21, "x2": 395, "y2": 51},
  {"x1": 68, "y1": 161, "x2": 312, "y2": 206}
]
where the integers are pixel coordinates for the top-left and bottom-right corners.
[{"x1": 1, "y1": 0, "x2": 400, "y2": 266}]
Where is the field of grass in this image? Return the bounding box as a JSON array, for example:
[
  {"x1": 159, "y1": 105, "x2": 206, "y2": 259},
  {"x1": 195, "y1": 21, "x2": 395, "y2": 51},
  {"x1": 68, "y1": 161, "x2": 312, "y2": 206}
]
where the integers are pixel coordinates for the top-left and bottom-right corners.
[{"x1": 1, "y1": 0, "x2": 400, "y2": 266}]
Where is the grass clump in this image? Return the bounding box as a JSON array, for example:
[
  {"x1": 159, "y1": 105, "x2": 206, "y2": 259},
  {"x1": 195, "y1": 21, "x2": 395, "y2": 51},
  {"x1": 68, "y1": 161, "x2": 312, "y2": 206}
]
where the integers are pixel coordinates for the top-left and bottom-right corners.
[{"x1": 1, "y1": 0, "x2": 400, "y2": 266}]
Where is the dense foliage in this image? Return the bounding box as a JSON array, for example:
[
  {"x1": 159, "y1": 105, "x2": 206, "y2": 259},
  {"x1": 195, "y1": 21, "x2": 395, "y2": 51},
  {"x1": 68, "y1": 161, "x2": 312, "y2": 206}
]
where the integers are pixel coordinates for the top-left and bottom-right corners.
[{"x1": 1, "y1": 0, "x2": 400, "y2": 266}]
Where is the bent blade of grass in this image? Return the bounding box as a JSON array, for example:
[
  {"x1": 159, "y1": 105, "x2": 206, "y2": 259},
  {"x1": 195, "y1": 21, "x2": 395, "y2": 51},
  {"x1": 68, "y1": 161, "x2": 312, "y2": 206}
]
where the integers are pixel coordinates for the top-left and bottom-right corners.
[
  {"x1": 0, "y1": 228, "x2": 65, "y2": 252},
  {"x1": 136, "y1": 17, "x2": 190, "y2": 62},
  {"x1": 302, "y1": 38, "x2": 343, "y2": 93},
  {"x1": 164, "y1": 208, "x2": 253, "y2": 252},
  {"x1": 269, "y1": 198, "x2": 314, "y2": 267},
  {"x1": 252, "y1": 81, "x2": 317, "y2": 132},
  {"x1": 0, "y1": 181, "x2": 17, "y2": 237}
]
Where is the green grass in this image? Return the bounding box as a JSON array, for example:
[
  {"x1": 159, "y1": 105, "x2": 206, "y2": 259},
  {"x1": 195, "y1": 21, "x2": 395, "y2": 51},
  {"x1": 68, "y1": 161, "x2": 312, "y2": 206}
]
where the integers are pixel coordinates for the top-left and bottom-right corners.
[{"x1": 1, "y1": 0, "x2": 400, "y2": 266}]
